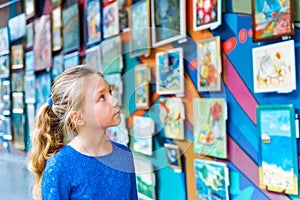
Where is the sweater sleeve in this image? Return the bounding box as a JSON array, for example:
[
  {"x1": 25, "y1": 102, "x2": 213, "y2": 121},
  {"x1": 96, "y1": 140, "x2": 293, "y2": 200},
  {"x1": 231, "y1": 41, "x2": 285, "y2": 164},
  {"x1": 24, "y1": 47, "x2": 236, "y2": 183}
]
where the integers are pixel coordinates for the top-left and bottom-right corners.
[
  {"x1": 130, "y1": 171, "x2": 138, "y2": 200},
  {"x1": 41, "y1": 156, "x2": 71, "y2": 200}
]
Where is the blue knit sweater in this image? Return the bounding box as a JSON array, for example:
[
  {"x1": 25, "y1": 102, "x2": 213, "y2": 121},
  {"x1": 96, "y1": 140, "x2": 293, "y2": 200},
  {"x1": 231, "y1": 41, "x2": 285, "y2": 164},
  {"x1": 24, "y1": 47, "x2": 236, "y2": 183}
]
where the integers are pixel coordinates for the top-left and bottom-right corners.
[{"x1": 41, "y1": 142, "x2": 138, "y2": 200}]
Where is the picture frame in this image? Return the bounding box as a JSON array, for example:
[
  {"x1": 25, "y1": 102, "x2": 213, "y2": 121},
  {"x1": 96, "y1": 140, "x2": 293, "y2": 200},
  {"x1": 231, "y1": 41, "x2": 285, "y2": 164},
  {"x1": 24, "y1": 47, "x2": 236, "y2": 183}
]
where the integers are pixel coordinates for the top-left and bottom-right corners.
[
  {"x1": 106, "y1": 113, "x2": 129, "y2": 146},
  {"x1": 2, "y1": 95, "x2": 11, "y2": 116},
  {"x1": 159, "y1": 97, "x2": 184, "y2": 140},
  {"x1": 100, "y1": 35, "x2": 122, "y2": 74},
  {"x1": 34, "y1": 15, "x2": 52, "y2": 71},
  {"x1": 135, "y1": 64, "x2": 150, "y2": 109},
  {"x1": 193, "y1": 98, "x2": 227, "y2": 159},
  {"x1": 35, "y1": 72, "x2": 51, "y2": 111},
  {"x1": 257, "y1": 104, "x2": 298, "y2": 195},
  {"x1": 0, "y1": 27, "x2": 9, "y2": 56},
  {"x1": 11, "y1": 44, "x2": 24, "y2": 70},
  {"x1": 12, "y1": 92, "x2": 24, "y2": 114},
  {"x1": 25, "y1": 75, "x2": 36, "y2": 104},
  {"x1": 102, "y1": 1, "x2": 119, "y2": 39},
  {"x1": 25, "y1": 51, "x2": 34, "y2": 74},
  {"x1": 52, "y1": 28, "x2": 62, "y2": 52},
  {"x1": 52, "y1": 53, "x2": 64, "y2": 80},
  {"x1": 0, "y1": 116, "x2": 12, "y2": 140},
  {"x1": 164, "y1": 143, "x2": 182, "y2": 171},
  {"x1": 26, "y1": 103, "x2": 35, "y2": 149},
  {"x1": 11, "y1": 70, "x2": 24, "y2": 92},
  {"x1": 8, "y1": 13, "x2": 26, "y2": 42},
  {"x1": 12, "y1": 113, "x2": 26, "y2": 150},
  {"x1": 118, "y1": 0, "x2": 129, "y2": 32},
  {"x1": 252, "y1": 0, "x2": 294, "y2": 41},
  {"x1": 86, "y1": 0, "x2": 102, "y2": 46},
  {"x1": 62, "y1": 3, "x2": 80, "y2": 53},
  {"x1": 129, "y1": 0, "x2": 151, "y2": 58},
  {"x1": 193, "y1": 0, "x2": 222, "y2": 31},
  {"x1": 0, "y1": 55, "x2": 10, "y2": 78},
  {"x1": 252, "y1": 40, "x2": 296, "y2": 93},
  {"x1": 25, "y1": 0, "x2": 35, "y2": 19},
  {"x1": 151, "y1": 0, "x2": 186, "y2": 47},
  {"x1": 133, "y1": 116, "x2": 154, "y2": 156},
  {"x1": 104, "y1": 73, "x2": 123, "y2": 106},
  {"x1": 26, "y1": 23, "x2": 34, "y2": 49},
  {"x1": 52, "y1": 6, "x2": 62, "y2": 29},
  {"x1": 2, "y1": 80, "x2": 10, "y2": 98},
  {"x1": 194, "y1": 159, "x2": 229, "y2": 200},
  {"x1": 197, "y1": 36, "x2": 222, "y2": 92},
  {"x1": 134, "y1": 157, "x2": 156, "y2": 200},
  {"x1": 50, "y1": 0, "x2": 61, "y2": 6},
  {"x1": 64, "y1": 51, "x2": 80, "y2": 70},
  {"x1": 156, "y1": 48, "x2": 184, "y2": 95},
  {"x1": 85, "y1": 44, "x2": 102, "y2": 72}
]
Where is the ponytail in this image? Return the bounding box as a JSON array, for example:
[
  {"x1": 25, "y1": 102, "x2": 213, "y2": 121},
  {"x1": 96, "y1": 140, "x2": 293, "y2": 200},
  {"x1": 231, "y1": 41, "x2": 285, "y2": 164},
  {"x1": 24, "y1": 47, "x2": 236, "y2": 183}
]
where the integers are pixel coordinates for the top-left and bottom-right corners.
[{"x1": 28, "y1": 103, "x2": 66, "y2": 199}]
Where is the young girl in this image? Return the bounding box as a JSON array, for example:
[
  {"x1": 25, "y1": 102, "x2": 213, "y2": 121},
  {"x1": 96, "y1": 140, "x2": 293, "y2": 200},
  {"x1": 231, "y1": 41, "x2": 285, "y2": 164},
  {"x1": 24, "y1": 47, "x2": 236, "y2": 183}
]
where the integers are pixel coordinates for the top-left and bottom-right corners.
[{"x1": 29, "y1": 66, "x2": 138, "y2": 200}]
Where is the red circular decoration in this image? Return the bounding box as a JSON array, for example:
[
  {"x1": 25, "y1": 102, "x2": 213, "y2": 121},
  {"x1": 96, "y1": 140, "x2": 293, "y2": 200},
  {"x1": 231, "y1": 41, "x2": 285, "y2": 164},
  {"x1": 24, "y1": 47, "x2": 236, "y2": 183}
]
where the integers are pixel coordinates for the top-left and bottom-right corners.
[
  {"x1": 222, "y1": 37, "x2": 237, "y2": 54},
  {"x1": 189, "y1": 59, "x2": 198, "y2": 70},
  {"x1": 239, "y1": 29, "x2": 247, "y2": 43}
]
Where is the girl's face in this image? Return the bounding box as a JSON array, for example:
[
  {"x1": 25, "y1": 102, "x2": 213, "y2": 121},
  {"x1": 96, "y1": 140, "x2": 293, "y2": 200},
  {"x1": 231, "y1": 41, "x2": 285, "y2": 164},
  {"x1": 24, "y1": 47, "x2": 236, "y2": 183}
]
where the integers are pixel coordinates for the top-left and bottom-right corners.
[{"x1": 83, "y1": 75, "x2": 121, "y2": 131}]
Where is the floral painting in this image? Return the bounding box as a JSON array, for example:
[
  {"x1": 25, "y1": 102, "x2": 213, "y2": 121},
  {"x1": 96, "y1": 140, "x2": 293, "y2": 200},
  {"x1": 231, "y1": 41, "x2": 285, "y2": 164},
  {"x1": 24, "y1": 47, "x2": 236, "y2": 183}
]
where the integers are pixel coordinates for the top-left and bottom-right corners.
[{"x1": 193, "y1": 98, "x2": 227, "y2": 159}]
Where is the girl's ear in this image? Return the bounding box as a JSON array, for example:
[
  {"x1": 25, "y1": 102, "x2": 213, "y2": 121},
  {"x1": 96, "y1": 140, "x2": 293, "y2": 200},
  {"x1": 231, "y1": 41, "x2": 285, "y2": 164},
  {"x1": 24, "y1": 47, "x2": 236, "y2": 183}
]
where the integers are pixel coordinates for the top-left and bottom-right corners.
[{"x1": 69, "y1": 111, "x2": 85, "y2": 126}]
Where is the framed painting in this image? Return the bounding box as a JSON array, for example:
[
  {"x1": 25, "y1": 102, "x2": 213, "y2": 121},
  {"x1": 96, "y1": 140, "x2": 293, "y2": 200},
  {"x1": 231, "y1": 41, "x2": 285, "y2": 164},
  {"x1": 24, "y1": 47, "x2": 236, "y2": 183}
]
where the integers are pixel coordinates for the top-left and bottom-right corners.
[
  {"x1": 0, "y1": 116, "x2": 12, "y2": 140},
  {"x1": 34, "y1": 15, "x2": 52, "y2": 71},
  {"x1": 26, "y1": 23, "x2": 34, "y2": 49},
  {"x1": 252, "y1": 0, "x2": 294, "y2": 41},
  {"x1": 85, "y1": 44, "x2": 102, "y2": 72},
  {"x1": 0, "y1": 55, "x2": 10, "y2": 78},
  {"x1": 86, "y1": 0, "x2": 102, "y2": 46},
  {"x1": 52, "y1": 6, "x2": 62, "y2": 29},
  {"x1": 151, "y1": 0, "x2": 186, "y2": 47},
  {"x1": 252, "y1": 40, "x2": 296, "y2": 93},
  {"x1": 25, "y1": 0, "x2": 35, "y2": 19},
  {"x1": 52, "y1": 28, "x2": 62, "y2": 52},
  {"x1": 25, "y1": 75, "x2": 36, "y2": 104},
  {"x1": 135, "y1": 64, "x2": 150, "y2": 109},
  {"x1": 26, "y1": 103, "x2": 35, "y2": 150},
  {"x1": 118, "y1": 0, "x2": 129, "y2": 31},
  {"x1": 25, "y1": 51, "x2": 34, "y2": 74},
  {"x1": 133, "y1": 116, "x2": 154, "y2": 156},
  {"x1": 12, "y1": 113, "x2": 26, "y2": 150},
  {"x1": 106, "y1": 113, "x2": 129, "y2": 146},
  {"x1": 156, "y1": 48, "x2": 184, "y2": 95},
  {"x1": 194, "y1": 159, "x2": 229, "y2": 200},
  {"x1": 11, "y1": 44, "x2": 24, "y2": 70},
  {"x1": 102, "y1": 1, "x2": 119, "y2": 39},
  {"x1": 164, "y1": 143, "x2": 182, "y2": 171},
  {"x1": 100, "y1": 36, "x2": 122, "y2": 74},
  {"x1": 2, "y1": 80, "x2": 10, "y2": 97},
  {"x1": 193, "y1": 98, "x2": 227, "y2": 159},
  {"x1": 62, "y1": 3, "x2": 80, "y2": 53},
  {"x1": 159, "y1": 97, "x2": 184, "y2": 140},
  {"x1": 50, "y1": 0, "x2": 61, "y2": 6},
  {"x1": 134, "y1": 157, "x2": 156, "y2": 200},
  {"x1": 12, "y1": 92, "x2": 24, "y2": 114},
  {"x1": 193, "y1": 0, "x2": 222, "y2": 31},
  {"x1": 0, "y1": 27, "x2": 9, "y2": 55},
  {"x1": 197, "y1": 36, "x2": 222, "y2": 92},
  {"x1": 257, "y1": 104, "x2": 298, "y2": 195},
  {"x1": 8, "y1": 13, "x2": 26, "y2": 42},
  {"x1": 35, "y1": 72, "x2": 51, "y2": 111},
  {"x1": 64, "y1": 51, "x2": 80, "y2": 70},
  {"x1": 129, "y1": 0, "x2": 151, "y2": 58},
  {"x1": 52, "y1": 54, "x2": 63, "y2": 80},
  {"x1": 104, "y1": 73, "x2": 123, "y2": 106},
  {"x1": 11, "y1": 70, "x2": 24, "y2": 92}
]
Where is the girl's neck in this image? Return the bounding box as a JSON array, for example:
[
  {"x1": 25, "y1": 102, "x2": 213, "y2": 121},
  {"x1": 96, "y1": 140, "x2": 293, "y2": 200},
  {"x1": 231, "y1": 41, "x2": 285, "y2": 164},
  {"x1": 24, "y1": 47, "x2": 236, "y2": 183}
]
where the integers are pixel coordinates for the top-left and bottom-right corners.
[{"x1": 69, "y1": 132, "x2": 112, "y2": 157}]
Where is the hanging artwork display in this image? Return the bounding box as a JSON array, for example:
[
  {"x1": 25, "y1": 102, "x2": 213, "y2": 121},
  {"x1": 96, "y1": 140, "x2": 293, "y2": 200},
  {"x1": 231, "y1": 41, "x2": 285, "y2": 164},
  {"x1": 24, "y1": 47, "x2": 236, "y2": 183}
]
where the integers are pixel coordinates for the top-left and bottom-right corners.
[
  {"x1": 194, "y1": 159, "x2": 229, "y2": 200},
  {"x1": 85, "y1": 44, "x2": 102, "y2": 72},
  {"x1": 129, "y1": 0, "x2": 151, "y2": 58},
  {"x1": 25, "y1": 75, "x2": 36, "y2": 104},
  {"x1": 164, "y1": 143, "x2": 182, "y2": 171},
  {"x1": 26, "y1": 23, "x2": 34, "y2": 49},
  {"x1": 151, "y1": 0, "x2": 186, "y2": 47},
  {"x1": 0, "y1": 55, "x2": 10, "y2": 78},
  {"x1": 193, "y1": 0, "x2": 222, "y2": 31},
  {"x1": 0, "y1": 116, "x2": 12, "y2": 140},
  {"x1": 252, "y1": 40, "x2": 296, "y2": 93},
  {"x1": 25, "y1": 51, "x2": 34, "y2": 74},
  {"x1": 0, "y1": 27, "x2": 9, "y2": 55},
  {"x1": 197, "y1": 36, "x2": 222, "y2": 92},
  {"x1": 133, "y1": 116, "x2": 154, "y2": 156},
  {"x1": 257, "y1": 104, "x2": 298, "y2": 195},
  {"x1": 135, "y1": 64, "x2": 150, "y2": 109},
  {"x1": 62, "y1": 3, "x2": 80, "y2": 53},
  {"x1": 159, "y1": 97, "x2": 185, "y2": 140},
  {"x1": 86, "y1": 0, "x2": 102, "y2": 46},
  {"x1": 34, "y1": 15, "x2": 52, "y2": 71},
  {"x1": 35, "y1": 72, "x2": 51, "y2": 111},
  {"x1": 252, "y1": 0, "x2": 294, "y2": 41},
  {"x1": 118, "y1": 0, "x2": 129, "y2": 31},
  {"x1": 12, "y1": 92, "x2": 24, "y2": 114},
  {"x1": 106, "y1": 113, "x2": 129, "y2": 146},
  {"x1": 156, "y1": 48, "x2": 184, "y2": 95},
  {"x1": 11, "y1": 70, "x2": 24, "y2": 92},
  {"x1": 102, "y1": 1, "x2": 119, "y2": 39},
  {"x1": 11, "y1": 44, "x2": 24, "y2": 70},
  {"x1": 25, "y1": 0, "x2": 35, "y2": 19},
  {"x1": 63, "y1": 51, "x2": 80, "y2": 70},
  {"x1": 193, "y1": 98, "x2": 227, "y2": 159},
  {"x1": 103, "y1": 73, "x2": 123, "y2": 106},
  {"x1": 52, "y1": 54, "x2": 63, "y2": 80},
  {"x1": 12, "y1": 113, "x2": 26, "y2": 150},
  {"x1": 8, "y1": 14, "x2": 26, "y2": 42}
]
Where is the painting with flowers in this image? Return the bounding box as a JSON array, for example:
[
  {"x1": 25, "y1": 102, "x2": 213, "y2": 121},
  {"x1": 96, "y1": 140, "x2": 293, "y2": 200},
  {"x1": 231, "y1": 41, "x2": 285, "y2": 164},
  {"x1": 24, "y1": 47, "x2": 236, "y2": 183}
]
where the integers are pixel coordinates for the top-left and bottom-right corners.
[
  {"x1": 252, "y1": 40, "x2": 296, "y2": 93},
  {"x1": 252, "y1": 0, "x2": 294, "y2": 41},
  {"x1": 197, "y1": 36, "x2": 221, "y2": 92},
  {"x1": 193, "y1": 98, "x2": 227, "y2": 159},
  {"x1": 159, "y1": 97, "x2": 184, "y2": 140},
  {"x1": 257, "y1": 104, "x2": 298, "y2": 195},
  {"x1": 193, "y1": 0, "x2": 221, "y2": 31}
]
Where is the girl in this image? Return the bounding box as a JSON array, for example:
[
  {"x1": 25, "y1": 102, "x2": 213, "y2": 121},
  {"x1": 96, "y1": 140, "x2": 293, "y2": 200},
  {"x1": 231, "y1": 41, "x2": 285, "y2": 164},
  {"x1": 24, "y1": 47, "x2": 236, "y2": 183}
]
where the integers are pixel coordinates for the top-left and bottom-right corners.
[{"x1": 29, "y1": 66, "x2": 138, "y2": 200}]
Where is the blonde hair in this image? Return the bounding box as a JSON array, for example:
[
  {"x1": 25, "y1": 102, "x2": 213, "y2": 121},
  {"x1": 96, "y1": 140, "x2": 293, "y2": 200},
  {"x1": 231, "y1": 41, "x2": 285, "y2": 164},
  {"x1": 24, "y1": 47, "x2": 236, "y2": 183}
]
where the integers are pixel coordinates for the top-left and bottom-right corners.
[{"x1": 28, "y1": 66, "x2": 101, "y2": 199}]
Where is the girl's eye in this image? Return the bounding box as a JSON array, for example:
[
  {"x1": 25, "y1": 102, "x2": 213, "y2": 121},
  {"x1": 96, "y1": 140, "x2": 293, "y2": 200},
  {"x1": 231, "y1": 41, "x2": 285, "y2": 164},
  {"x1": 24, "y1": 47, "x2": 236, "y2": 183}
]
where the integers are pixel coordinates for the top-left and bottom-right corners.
[{"x1": 99, "y1": 95, "x2": 105, "y2": 101}]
